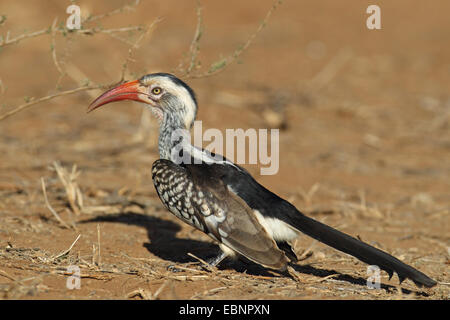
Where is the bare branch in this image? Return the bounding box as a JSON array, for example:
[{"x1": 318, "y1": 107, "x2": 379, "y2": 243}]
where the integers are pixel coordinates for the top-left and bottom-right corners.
[
  {"x1": 186, "y1": 1, "x2": 203, "y2": 75},
  {"x1": 0, "y1": 24, "x2": 145, "y2": 49},
  {"x1": 0, "y1": 78, "x2": 5, "y2": 95},
  {"x1": 0, "y1": 15, "x2": 6, "y2": 27},
  {"x1": 0, "y1": 0, "x2": 142, "y2": 48},
  {"x1": 183, "y1": 0, "x2": 283, "y2": 79},
  {"x1": 0, "y1": 1, "x2": 157, "y2": 121},
  {"x1": 119, "y1": 17, "x2": 162, "y2": 82},
  {"x1": 0, "y1": 0, "x2": 277, "y2": 122},
  {"x1": 0, "y1": 27, "x2": 49, "y2": 48},
  {"x1": 82, "y1": 0, "x2": 141, "y2": 24},
  {"x1": 0, "y1": 84, "x2": 104, "y2": 121},
  {"x1": 50, "y1": 18, "x2": 65, "y2": 89},
  {"x1": 77, "y1": 26, "x2": 144, "y2": 36}
]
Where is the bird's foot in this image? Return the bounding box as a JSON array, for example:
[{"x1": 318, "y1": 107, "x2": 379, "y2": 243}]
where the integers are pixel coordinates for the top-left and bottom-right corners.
[
  {"x1": 167, "y1": 251, "x2": 227, "y2": 273},
  {"x1": 166, "y1": 264, "x2": 184, "y2": 273},
  {"x1": 285, "y1": 265, "x2": 303, "y2": 283}
]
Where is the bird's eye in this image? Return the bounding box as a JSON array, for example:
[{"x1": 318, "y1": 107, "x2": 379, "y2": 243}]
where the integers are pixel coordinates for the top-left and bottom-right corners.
[{"x1": 151, "y1": 87, "x2": 162, "y2": 95}]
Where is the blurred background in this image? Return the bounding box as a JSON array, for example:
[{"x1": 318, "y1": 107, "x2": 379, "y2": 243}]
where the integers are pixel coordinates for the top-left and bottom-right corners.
[{"x1": 0, "y1": 0, "x2": 448, "y2": 299}]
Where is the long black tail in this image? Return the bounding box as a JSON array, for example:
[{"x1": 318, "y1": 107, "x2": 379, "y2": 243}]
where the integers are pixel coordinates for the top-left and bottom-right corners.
[{"x1": 288, "y1": 211, "x2": 437, "y2": 288}]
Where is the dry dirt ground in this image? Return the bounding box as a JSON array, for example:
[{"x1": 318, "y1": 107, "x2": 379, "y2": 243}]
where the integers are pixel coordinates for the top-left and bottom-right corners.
[{"x1": 0, "y1": 0, "x2": 448, "y2": 300}]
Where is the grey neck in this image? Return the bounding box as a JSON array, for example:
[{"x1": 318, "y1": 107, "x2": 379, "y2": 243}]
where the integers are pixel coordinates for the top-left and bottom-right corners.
[
  {"x1": 157, "y1": 98, "x2": 222, "y2": 165},
  {"x1": 158, "y1": 111, "x2": 191, "y2": 162}
]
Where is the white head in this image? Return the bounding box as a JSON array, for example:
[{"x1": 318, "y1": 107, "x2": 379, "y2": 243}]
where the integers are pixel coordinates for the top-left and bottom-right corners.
[{"x1": 88, "y1": 73, "x2": 198, "y2": 129}]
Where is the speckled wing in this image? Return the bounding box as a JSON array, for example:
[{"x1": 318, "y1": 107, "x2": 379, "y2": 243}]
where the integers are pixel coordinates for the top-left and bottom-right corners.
[{"x1": 151, "y1": 159, "x2": 288, "y2": 270}]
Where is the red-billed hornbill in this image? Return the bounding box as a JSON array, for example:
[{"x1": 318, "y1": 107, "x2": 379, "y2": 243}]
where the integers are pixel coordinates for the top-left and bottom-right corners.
[{"x1": 88, "y1": 73, "x2": 436, "y2": 288}]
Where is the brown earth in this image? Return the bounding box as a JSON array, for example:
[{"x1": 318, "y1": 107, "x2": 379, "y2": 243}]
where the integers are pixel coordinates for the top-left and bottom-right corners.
[{"x1": 0, "y1": 0, "x2": 448, "y2": 300}]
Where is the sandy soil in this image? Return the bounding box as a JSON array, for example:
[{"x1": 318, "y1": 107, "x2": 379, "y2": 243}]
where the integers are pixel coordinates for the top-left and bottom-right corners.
[{"x1": 0, "y1": 0, "x2": 448, "y2": 299}]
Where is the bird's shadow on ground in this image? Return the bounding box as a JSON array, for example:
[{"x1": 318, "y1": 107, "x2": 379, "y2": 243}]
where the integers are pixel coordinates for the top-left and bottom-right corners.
[
  {"x1": 287, "y1": 263, "x2": 428, "y2": 296},
  {"x1": 80, "y1": 212, "x2": 218, "y2": 264},
  {"x1": 80, "y1": 211, "x2": 275, "y2": 277},
  {"x1": 80, "y1": 211, "x2": 429, "y2": 296}
]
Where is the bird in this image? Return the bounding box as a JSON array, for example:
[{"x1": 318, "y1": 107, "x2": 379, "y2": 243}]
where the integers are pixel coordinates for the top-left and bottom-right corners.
[{"x1": 88, "y1": 72, "x2": 437, "y2": 288}]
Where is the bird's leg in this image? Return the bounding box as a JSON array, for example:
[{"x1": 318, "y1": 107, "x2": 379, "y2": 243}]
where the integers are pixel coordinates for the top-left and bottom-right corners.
[
  {"x1": 206, "y1": 250, "x2": 228, "y2": 268},
  {"x1": 167, "y1": 251, "x2": 228, "y2": 273}
]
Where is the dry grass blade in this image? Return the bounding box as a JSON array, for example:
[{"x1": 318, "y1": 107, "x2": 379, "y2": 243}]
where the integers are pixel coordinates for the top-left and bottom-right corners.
[
  {"x1": 96, "y1": 224, "x2": 101, "y2": 267},
  {"x1": 190, "y1": 286, "x2": 227, "y2": 299},
  {"x1": 170, "y1": 275, "x2": 210, "y2": 281},
  {"x1": 187, "y1": 252, "x2": 216, "y2": 272},
  {"x1": 52, "y1": 162, "x2": 83, "y2": 215},
  {"x1": 127, "y1": 280, "x2": 170, "y2": 300},
  {"x1": 127, "y1": 288, "x2": 152, "y2": 300},
  {"x1": 307, "y1": 47, "x2": 353, "y2": 92},
  {"x1": 41, "y1": 177, "x2": 72, "y2": 230},
  {"x1": 0, "y1": 269, "x2": 16, "y2": 281},
  {"x1": 298, "y1": 183, "x2": 321, "y2": 207},
  {"x1": 311, "y1": 273, "x2": 339, "y2": 283},
  {"x1": 152, "y1": 279, "x2": 170, "y2": 299},
  {"x1": 52, "y1": 234, "x2": 81, "y2": 261}
]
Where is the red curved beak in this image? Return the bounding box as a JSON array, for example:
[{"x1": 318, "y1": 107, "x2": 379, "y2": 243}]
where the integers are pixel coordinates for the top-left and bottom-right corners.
[{"x1": 87, "y1": 80, "x2": 144, "y2": 113}]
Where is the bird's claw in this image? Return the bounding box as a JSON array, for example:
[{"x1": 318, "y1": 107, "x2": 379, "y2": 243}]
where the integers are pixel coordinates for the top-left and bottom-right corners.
[{"x1": 167, "y1": 264, "x2": 183, "y2": 273}]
